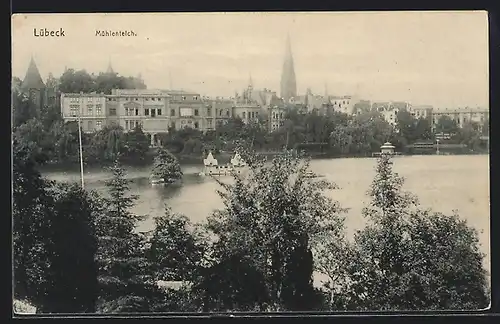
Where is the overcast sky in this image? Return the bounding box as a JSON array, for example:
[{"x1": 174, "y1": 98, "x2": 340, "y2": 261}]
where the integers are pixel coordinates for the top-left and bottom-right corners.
[{"x1": 12, "y1": 11, "x2": 488, "y2": 107}]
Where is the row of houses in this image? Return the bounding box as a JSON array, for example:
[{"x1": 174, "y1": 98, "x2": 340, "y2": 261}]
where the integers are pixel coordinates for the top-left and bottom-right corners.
[
  {"x1": 371, "y1": 101, "x2": 489, "y2": 129},
  {"x1": 60, "y1": 86, "x2": 291, "y2": 146}
]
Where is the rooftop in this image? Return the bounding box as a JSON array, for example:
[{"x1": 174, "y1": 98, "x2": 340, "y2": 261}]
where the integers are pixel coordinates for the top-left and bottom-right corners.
[{"x1": 21, "y1": 57, "x2": 45, "y2": 90}]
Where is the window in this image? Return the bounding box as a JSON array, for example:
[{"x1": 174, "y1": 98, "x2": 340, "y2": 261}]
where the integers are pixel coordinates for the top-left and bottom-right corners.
[
  {"x1": 207, "y1": 107, "x2": 212, "y2": 115},
  {"x1": 208, "y1": 119, "x2": 213, "y2": 127},
  {"x1": 157, "y1": 109, "x2": 162, "y2": 116},
  {"x1": 194, "y1": 122, "x2": 199, "y2": 129},
  {"x1": 70, "y1": 107, "x2": 79, "y2": 117},
  {"x1": 126, "y1": 108, "x2": 132, "y2": 116},
  {"x1": 280, "y1": 112, "x2": 283, "y2": 119},
  {"x1": 193, "y1": 96, "x2": 198, "y2": 100},
  {"x1": 88, "y1": 120, "x2": 93, "y2": 130},
  {"x1": 96, "y1": 120, "x2": 102, "y2": 129},
  {"x1": 219, "y1": 109, "x2": 222, "y2": 116},
  {"x1": 145, "y1": 98, "x2": 150, "y2": 101},
  {"x1": 125, "y1": 120, "x2": 129, "y2": 130},
  {"x1": 243, "y1": 112, "x2": 246, "y2": 118},
  {"x1": 171, "y1": 109, "x2": 175, "y2": 116},
  {"x1": 226, "y1": 110, "x2": 230, "y2": 117},
  {"x1": 87, "y1": 105, "x2": 93, "y2": 115},
  {"x1": 182, "y1": 96, "x2": 186, "y2": 101},
  {"x1": 135, "y1": 108, "x2": 139, "y2": 116},
  {"x1": 96, "y1": 105, "x2": 102, "y2": 115},
  {"x1": 135, "y1": 98, "x2": 139, "y2": 101},
  {"x1": 194, "y1": 109, "x2": 199, "y2": 116},
  {"x1": 109, "y1": 108, "x2": 117, "y2": 116},
  {"x1": 151, "y1": 109, "x2": 156, "y2": 118},
  {"x1": 145, "y1": 109, "x2": 150, "y2": 116}
]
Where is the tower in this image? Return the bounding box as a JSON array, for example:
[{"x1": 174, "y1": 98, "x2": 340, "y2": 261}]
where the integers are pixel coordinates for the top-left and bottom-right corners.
[
  {"x1": 247, "y1": 73, "x2": 254, "y2": 102},
  {"x1": 21, "y1": 56, "x2": 46, "y2": 91},
  {"x1": 106, "y1": 58, "x2": 114, "y2": 74},
  {"x1": 280, "y1": 34, "x2": 297, "y2": 103},
  {"x1": 21, "y1": 56, "x2": 46, "y2": 116}
]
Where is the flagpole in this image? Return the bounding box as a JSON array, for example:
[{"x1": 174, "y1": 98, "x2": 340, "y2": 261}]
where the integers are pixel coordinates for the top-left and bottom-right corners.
[{"x1": 78, "y1": 100, "x2": 85, "y2": 189}]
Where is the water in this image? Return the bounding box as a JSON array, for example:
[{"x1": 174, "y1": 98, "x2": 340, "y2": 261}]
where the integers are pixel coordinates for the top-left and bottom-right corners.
[{"x1": 43, "y1": 155, "x2": 491, "y2": 284}]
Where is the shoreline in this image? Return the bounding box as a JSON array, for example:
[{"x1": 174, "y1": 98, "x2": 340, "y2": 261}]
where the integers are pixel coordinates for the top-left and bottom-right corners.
[{"x1": 38, "y1": 151, "x2": 490, "y2": 174}]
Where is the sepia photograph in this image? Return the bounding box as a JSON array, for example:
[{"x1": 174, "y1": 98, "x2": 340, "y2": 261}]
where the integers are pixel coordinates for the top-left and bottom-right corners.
[{"x1": 11, "y1": 11, "x2": 490, "y2": 315}]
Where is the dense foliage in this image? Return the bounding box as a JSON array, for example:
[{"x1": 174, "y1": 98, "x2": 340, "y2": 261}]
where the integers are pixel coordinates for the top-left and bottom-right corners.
[
  {"x1": 345, "y1": 155, "x2": 490, "y2": 311},
  {"x1": 13, "y1": 144, "x2": 490, "y2": 313},
  {"x1": 151, "y1": 148, "x2": 183, "y2": 183}
]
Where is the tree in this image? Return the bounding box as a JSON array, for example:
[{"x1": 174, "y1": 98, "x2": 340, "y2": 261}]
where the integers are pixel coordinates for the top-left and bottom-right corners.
[
  {"x1": 314, "y1": 232, "x2": 354, "y2": 310},
  {"x1": 203, "y1": 149, "x2": 346, "y2": 311},
  {"x1": 13, "y1": 119, "x2": 52, "y2": 165},
  {"x1": 414, "y1": 117, "x2": 433, "y2": 141},
  {"x1": 435, "y1": 115, "x2": 459, "y2": 135},
  {"x1": 455, "y1": 121, "x2": 482, "y2": 151},
  {"x1": 43, "y1": 183, "x2": 99, "y2": 313},
  {"x1": 13, "y1": 137, "x2": 99, "y2": 313},
  {"x1": 89, "y1": 124, "x2": 126, "y2": 162},
  {"x1": 147, "y1": 208, "x2": 206, "y2": 283},
  {"x1": 59, "y1": 69, "x2": 96, "y2": 94},
  {"x1": 396, "y1": 109, "x2": 417, "y2": 143},
  {"x1": 151, "y1": 148, "x2": 183, "y2": 183},
  {"x1": 13, "y1": 135, "x2": 54, "y2": 311},
  {"x1": 347, "y1": 155, "x2": 489, "y2": 310},
  {"x1": 124, "y1": 124, "x2": 150, "y2": 161},
  {"x1": 50, "y1": 121, "x2": 79, "y2": 163},
  {"x1": 12, "y1": 90, "x2": 37, "y2": 127},
  {"x1": 95, "y1": 160, "x2": 153, "y2": 312}
]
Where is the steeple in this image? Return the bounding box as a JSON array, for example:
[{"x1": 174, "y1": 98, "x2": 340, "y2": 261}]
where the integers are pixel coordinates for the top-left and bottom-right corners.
[
  {"x1": 106, "y1": 58, "x2": 114, "y2": 74},
  {"x1": 280, "y1": 34, "x2": 297, "y2": 103},
  {"x1": 248, "y1": 73, "x2": 253, "y2": 89},
  {"x1": 21, "y1": 56, "x2": 45, "y2": 90}
]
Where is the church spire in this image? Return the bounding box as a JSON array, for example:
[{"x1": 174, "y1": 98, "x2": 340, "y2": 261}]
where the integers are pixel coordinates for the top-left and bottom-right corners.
[
  {"x1": 106, "y1": 58, "x2": 114, "y2": 74},
  {"x1": 280, "y1": 33, "x2": 297, "y2": 103},
  {"x1": 21, "y1": 56, "x2": 45, "y2": 90}
]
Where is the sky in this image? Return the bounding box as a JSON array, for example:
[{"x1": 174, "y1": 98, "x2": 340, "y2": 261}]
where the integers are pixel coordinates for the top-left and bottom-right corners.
[{"x1": 12, "y1": 11, "x2": 489, "y2": 108}]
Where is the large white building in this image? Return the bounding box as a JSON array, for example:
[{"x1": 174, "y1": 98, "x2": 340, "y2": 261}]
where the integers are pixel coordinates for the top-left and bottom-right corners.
[
  {"x1": 432, "y1": 107, "x2": 489, "y2": 129},
  {"x1": 61, "y1": 89, "x2": 209, "y2": 146}
]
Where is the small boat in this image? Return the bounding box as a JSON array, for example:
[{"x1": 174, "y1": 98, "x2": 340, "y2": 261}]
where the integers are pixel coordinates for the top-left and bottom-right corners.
[
  {"x1": 149, "y1": 175, "x2": 181, "y2": 186},
  {"x1": 303, "y1": 171, "x2": 324, "y2": 179}
]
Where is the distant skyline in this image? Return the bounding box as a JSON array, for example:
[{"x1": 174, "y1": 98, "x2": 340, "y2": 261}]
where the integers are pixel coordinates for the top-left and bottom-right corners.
[{"x1": 12, "y1": 12, "x2": 488, "y2": 108}]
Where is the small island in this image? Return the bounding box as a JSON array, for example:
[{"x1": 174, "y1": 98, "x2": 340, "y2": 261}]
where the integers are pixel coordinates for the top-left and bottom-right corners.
[{"x1": 150, "y1": 147, "x2": 183, "y2": 185}]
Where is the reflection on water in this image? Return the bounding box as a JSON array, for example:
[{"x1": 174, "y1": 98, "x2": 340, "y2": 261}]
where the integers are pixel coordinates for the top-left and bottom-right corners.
[{"x1": 42, "y1": 155, "x2": 491, "y2": 281}]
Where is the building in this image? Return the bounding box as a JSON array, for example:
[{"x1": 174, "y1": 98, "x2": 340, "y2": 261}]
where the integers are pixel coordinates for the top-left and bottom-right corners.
[
  {"x1": 330, "y1": 95, "x2": 356, "y2": 115},
  {"x1": 432, "y1": 107, "x2": 489, "y2": 130},
  {"x1": 204, "y1": 96, "x2": 234, "y2": 127},
  {"x1": 411, "y1": 104, "x2": 434, "y2": 119},
  {"x1": 267, "y1": 105, "x2": 286, "y2": 132},
  {"x1": 280, "y1": 35, "x2": 297, "y2": 103},
  {"x1": 232, "y1": 83, "x2": 262, "y2": 124},
  {"x1": 19, "y1": 57, "x2": 49, "y2": 116},
  {"x1": 61, "y1": 88, "x2": 209, "y2": 146},
  {"x1": 372, "y1": 101, "x2": 411, "y2": 127},
  {"x1": 61, "y1": 91, "x2": 108, "y2": 132}
]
